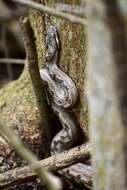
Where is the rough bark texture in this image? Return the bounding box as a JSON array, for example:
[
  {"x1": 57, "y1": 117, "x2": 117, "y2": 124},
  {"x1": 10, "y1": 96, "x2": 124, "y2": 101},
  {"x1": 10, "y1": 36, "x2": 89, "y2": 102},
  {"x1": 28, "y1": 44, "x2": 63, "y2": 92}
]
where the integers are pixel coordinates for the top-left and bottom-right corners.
[
  {"x1": 0, "y1": 21, "x2": 51, "y2": 170},
  {"x1": 29, "y1": 0, "x2": 88, "y2": 135},
  {"x1": 0, "y1": 0, "x2": 88, "y2": 189},
  {"x1": 0, "y1": 4, "x2": 52, "y2": 190},
  {"x1": 88, "y1": 0, "x2": 127, "y2": 189},
  {"x1": 0, "y1": 143, "x2": 91, "y2": 188}
]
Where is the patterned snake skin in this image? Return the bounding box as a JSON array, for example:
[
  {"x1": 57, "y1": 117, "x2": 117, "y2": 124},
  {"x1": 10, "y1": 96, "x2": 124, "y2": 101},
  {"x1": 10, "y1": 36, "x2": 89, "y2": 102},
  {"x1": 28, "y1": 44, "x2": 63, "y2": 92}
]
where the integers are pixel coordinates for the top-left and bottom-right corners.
[{"x1": 40, "y1": 26, "x2": 91, "y2": 187}]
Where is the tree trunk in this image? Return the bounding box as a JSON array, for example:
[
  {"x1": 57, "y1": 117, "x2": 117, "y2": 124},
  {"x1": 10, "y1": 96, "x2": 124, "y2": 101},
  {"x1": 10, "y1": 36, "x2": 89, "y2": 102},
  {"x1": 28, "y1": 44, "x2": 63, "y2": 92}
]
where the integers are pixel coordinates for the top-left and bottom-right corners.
[
  {"x1": 0, "y1": 0, "x2": 88, "y2": 189},
  {"x1": 88, "y1": 0, "x2": 127, "y2": 189},
  {"x1": 29, "y1": 0, "x2": 88, "y2": 135}
]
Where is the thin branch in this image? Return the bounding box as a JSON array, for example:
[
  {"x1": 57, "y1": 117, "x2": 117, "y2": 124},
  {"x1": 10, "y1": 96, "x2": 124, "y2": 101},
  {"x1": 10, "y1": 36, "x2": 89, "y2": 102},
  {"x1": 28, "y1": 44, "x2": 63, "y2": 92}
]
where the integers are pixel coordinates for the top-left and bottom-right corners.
[
  {"x1": 13, "y1": 0, "x2": 87, "y2": 25},
  {"x1": 0, "y1": 58, "x2": 25, "y2": 64},
  {"x1": 0, "y1": 142, "x2": 91, "y2": 187},
  {"x1": 0, "y1": 122, "x2": 62, "y2": 190}
]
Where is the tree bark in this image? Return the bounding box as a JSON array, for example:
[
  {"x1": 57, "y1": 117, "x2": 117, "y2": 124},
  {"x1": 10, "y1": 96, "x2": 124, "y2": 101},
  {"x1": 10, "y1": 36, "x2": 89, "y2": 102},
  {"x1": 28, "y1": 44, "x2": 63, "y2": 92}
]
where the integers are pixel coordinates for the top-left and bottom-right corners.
[
  {"x1": 0, "y1": 143, "x2": 91, "y2": 188},
  {"x1": 0, "y1": 0, "x2": 88, "y2": 189},
  {"x1": 29, "y1": 0, "x2": 88, "y2": 135},
  {"x1": 0, "y1": 1, "x2": 51, "y2": 176},
  {"x1": 88, "y1": 0, "x2": 127, "y2": 189}
]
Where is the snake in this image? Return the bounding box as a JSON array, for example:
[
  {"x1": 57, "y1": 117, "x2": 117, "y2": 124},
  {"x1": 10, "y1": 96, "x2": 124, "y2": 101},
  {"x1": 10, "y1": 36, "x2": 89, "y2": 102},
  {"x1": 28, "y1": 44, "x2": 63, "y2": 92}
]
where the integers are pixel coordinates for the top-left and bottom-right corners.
[{"x1": 40, "y1": 25, "x2": 91, "y2": 187}]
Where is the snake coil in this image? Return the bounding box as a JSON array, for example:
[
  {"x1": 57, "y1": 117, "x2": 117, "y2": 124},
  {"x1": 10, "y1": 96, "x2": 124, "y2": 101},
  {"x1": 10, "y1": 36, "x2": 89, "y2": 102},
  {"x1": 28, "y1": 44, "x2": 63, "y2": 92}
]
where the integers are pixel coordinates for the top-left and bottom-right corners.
[{"x1": 40, "y1": 26, "x2": 91, "y2": 186}]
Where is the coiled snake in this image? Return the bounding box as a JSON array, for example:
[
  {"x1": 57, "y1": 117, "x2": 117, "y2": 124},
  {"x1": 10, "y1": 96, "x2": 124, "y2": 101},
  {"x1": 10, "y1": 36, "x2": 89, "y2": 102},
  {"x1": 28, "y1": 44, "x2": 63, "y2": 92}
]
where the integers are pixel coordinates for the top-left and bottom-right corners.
[{"x1": 40, "y1": 26, "x2": 91, "y2": 186}]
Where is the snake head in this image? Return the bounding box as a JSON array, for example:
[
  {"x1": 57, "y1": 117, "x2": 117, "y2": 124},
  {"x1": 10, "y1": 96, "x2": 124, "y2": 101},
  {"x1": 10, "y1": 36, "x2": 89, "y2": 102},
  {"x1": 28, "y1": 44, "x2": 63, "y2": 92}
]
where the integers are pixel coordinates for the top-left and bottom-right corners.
[{"x1": 45, "y1": 26, "x2": 59, "y2": 62}]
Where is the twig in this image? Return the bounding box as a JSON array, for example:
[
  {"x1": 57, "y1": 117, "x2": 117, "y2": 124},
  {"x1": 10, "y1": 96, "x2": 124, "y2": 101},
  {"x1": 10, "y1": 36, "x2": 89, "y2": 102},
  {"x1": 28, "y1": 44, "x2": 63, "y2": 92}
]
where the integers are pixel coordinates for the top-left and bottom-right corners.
[
  {"x1": 0, "y1": 122, "x2": 62, "y2": 190},
  {"x1": 0, "y1": 58, "x2": 25, "y2": 64},
  {"x1": 0, "y1": 142, "x2": 91, "y2": 187},
  {"x1": 13, "y1": 0, "x2": 87, "y2": 25}
]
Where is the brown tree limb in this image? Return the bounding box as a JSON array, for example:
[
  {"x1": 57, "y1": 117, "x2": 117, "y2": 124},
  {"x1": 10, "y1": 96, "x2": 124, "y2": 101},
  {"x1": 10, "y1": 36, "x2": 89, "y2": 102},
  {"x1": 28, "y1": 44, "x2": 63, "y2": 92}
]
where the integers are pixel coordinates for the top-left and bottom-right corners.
[{"x1": 0, "y1": 143, "x2": 91, "y2": 188}]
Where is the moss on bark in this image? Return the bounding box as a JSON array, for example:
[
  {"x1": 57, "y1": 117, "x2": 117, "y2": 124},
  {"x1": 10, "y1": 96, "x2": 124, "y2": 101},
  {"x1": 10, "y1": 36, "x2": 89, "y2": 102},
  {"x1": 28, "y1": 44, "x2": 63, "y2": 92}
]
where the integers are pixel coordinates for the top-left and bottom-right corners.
[
  {"x1": 29, "y1": 0, "x2": 88, "y2": 135},
  {"x1": 0, "y1": 0, "x2": 88, "y2": 188}
]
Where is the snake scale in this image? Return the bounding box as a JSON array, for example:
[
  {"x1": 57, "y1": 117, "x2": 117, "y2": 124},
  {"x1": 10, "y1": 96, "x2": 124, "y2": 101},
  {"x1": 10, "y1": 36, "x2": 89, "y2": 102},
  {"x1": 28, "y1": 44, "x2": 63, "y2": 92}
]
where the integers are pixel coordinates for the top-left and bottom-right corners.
[{"x1": 40, "y1": 26, "x2": 91, "y2": 187}]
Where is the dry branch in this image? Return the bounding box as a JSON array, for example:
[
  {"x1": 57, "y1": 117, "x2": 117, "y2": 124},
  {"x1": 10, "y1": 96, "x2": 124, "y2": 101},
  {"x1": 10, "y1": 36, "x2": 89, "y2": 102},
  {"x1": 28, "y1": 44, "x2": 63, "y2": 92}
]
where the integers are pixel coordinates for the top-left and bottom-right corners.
[
  {"x1": 13, "y1": 0, "x2": 87, "y2": 25},
  {"x1": 0, "y1": 58, "x2": 25, "y2": 64},
  {"x1": 0, "y1": 121, "x2": 62, "y2": 190},
  {"x1": 0, "y1": 143, "x2": 91, "y2": 187}
]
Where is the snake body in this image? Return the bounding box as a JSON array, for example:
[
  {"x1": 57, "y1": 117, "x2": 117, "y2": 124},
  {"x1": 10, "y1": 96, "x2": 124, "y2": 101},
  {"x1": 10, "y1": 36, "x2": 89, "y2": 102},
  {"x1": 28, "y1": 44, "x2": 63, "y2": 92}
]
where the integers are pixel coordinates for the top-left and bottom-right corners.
[
  {"x1": 40, "y1": 26, "x2": 91, "y2": 186},
  {"x1": 40, "y1": 26, "x2": 77, "y2": 109},
  {"x1": 40, "y1": 26, "x2": 78, "y2": 155}
]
